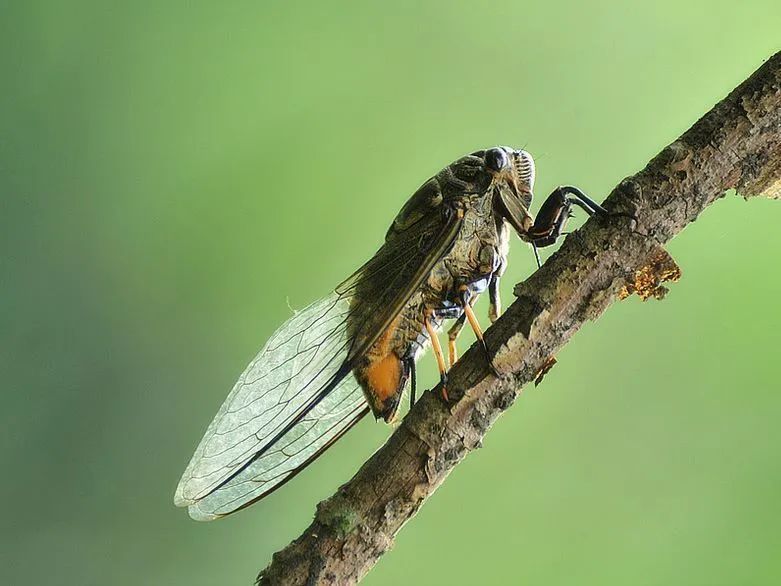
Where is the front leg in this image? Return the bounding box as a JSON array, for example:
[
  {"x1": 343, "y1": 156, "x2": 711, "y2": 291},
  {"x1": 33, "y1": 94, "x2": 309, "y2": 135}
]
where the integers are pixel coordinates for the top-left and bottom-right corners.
[{"x1": 527, "y1": 186, "x2": 607, "y2": 248}]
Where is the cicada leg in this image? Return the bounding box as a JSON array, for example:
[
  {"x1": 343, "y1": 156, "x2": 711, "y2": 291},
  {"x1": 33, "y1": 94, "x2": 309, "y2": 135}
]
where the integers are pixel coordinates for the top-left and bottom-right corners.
[
  {"x1": 447, "y1": 313, "x2": 466, "y2": 368},
  {"x1": 488, "y1": 273, "x2": 501, "y2": 323},
  {"x1": 462, "y1": 303, "x2": 499, "y2": 376},
  {"x1": 405, "y1": 356, "x2": 417, "y2": 409},
  {"x1": 425, "y1": 314, "x2": 449, "y2": 402},
  {"x1": 452, "y1": 286, "x2": 499, "y2": 377},
  {"x1": 447, "y1": 283, "x2": 495, "y2": 368},
  {"x1": 527, "y1": 185, "x2": 608, "y2": 248}
]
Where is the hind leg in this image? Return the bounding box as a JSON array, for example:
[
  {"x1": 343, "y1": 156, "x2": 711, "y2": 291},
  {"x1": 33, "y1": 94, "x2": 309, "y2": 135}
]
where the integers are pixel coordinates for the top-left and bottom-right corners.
[
  {"x1": 425, "y1": 314, "x2": 450, "y2": 402},
  {"x1": 447, "y1": 313, "x2": 467, "y2": 368},
  {"x1": 488, "y1": 273, "x2": 501, "y2": 323}
]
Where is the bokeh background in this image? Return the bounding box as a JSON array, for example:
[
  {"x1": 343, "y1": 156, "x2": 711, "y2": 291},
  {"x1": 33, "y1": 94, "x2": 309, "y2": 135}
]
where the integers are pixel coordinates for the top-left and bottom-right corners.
[{"x1": 2, "y1": 1, "x2": 780, "y2": 584}]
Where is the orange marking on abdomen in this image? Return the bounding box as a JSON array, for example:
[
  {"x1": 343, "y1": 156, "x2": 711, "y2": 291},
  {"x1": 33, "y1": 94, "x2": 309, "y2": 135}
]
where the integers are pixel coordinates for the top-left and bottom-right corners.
[
  {"x1": 365, "y1": 353, "x2": 402, "y2": 403},
  {"x1": 360, "y1": 317, "x2": 404, "y2": 408}
]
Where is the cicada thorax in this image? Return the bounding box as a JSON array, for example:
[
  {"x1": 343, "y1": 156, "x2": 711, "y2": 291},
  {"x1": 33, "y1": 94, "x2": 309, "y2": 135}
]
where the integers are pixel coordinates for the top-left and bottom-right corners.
[{"x1": 351, "y1": 190, "x2": 510, "y2": 422}]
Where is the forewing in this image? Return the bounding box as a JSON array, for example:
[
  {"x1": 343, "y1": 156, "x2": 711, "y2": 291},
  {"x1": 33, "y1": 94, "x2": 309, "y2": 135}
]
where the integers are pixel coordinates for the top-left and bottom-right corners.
[
  {"x1": 340, "y1": 204, "x2": 463, "y2": 363},
  {"x1": 174, "y1": 292, "x2": 362, "y2": 514},
  {"x1": 186, "y1": 378, "x2": 369, "y2": 520}
]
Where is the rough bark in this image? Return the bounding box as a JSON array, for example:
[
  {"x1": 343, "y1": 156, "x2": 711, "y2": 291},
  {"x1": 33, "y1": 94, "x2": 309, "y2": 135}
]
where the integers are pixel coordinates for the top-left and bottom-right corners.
[{"x1": 257, "y1": 52, "x2": 781, "y2": 585}]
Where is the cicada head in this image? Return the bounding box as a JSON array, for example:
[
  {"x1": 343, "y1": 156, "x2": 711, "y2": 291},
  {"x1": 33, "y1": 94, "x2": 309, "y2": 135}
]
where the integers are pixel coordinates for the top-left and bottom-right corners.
[
  {"x1": 484, "y1": 146, "x2": 536, "y2": 236},
  {"x1": 484, "y1": 146, "x2": 535, "y2": 205}
]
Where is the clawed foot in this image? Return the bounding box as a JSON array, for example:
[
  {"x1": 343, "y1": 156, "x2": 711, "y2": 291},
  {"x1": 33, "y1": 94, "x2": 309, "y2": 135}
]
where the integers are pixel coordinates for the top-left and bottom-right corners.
[{"x1": 439, "y1": 373, "x2": 449, "y2": 403}]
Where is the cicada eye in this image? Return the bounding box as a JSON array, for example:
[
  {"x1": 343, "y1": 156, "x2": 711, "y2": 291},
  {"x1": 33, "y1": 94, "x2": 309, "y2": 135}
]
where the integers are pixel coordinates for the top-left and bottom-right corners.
[{"x1": 485, "y1": 148, "x2": 509, "y2": 172}]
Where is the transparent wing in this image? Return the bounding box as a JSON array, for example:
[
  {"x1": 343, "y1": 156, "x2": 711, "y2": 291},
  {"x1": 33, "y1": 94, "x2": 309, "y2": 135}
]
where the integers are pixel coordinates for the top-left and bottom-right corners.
[
  {"x1": 187, "y1": 379, "x2": 369, "y2": 520},
  {"x1": 174, "y1": 292, "x2": 368, "y2": 519},
  {"x1": 174, "y1": 203, "x2": 464, "y2": 520}
]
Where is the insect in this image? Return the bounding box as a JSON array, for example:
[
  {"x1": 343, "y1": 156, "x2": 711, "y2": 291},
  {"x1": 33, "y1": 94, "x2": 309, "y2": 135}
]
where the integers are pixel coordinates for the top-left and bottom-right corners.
[{"x1": 174, "y1": 146, "x2": 607, "y2": 520}]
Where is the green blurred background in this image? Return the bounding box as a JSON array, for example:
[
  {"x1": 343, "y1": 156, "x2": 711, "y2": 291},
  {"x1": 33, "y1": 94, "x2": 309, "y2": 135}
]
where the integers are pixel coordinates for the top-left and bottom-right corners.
[{"x1": 2, "y1": 1, "x2": 780, "y2": 584}]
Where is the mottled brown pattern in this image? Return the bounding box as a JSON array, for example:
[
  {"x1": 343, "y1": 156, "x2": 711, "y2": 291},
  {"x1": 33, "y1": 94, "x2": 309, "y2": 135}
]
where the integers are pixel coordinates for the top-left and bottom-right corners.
[{"x1": 351, "y1": 156, "x2": 515, "y2": 422}]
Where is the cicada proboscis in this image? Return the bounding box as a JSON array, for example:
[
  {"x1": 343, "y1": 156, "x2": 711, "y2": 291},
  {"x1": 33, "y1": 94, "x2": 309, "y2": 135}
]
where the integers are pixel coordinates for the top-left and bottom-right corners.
[{"x1": 174, "y1": 146, "x2": 606, "y2": 520}]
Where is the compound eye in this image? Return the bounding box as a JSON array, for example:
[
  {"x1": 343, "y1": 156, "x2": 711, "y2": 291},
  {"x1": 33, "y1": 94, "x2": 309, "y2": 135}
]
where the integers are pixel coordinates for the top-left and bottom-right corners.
[{"x1": 485, "y1": 148, "x2": 509, "y2": 172}]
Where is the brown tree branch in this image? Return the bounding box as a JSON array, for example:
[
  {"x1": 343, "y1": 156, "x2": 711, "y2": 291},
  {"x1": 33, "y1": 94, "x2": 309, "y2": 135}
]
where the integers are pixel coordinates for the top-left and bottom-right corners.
[{"x1": 257, "y1": 52, "x2": 781, "y2": 585}]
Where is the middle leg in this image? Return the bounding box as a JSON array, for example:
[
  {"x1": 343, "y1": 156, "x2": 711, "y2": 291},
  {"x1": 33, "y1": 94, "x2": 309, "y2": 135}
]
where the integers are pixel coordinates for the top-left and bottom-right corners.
[
  {"x1": 462, "y1": 303, "x2": 498, "y2": 375},
  {"x1": 446, "y1": 288, "x2": 486, "y2": 368},
  {"x1": 455, "y1": 286, "x2": 499, "y2": 376}
]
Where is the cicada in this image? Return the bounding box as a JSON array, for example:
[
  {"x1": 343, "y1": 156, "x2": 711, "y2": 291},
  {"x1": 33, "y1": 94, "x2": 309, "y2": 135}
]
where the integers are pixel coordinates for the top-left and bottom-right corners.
[{"x1": 174, "y1": 146, "x2": 606, "y2": 520}]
